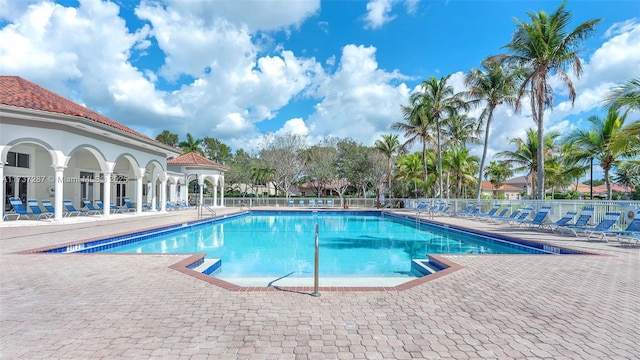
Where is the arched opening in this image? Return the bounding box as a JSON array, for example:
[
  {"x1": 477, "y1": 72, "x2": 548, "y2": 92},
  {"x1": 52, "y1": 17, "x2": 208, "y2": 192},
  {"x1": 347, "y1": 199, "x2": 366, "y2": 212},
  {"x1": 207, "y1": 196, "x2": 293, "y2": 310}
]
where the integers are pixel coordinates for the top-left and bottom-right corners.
[
  {"x1": 112, "y1": 154, "x2": 139, "y2": 207},
  {"x1": 2, "y1": 140, "x2": 54, "y2": 212},
  {"x1": 64, "y1": 145, "x2": 108, "y2": 209}
]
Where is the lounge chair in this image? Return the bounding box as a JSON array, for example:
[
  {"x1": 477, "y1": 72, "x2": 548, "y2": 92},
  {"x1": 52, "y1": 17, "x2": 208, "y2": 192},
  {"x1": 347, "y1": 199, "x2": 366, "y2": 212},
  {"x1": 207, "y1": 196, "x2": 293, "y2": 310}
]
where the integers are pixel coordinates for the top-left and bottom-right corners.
[
  {"x1": 288, "y1": 200, "x2": 294, "y2": 207},
  {"x1": 166, "y1": 202, "x2": 178, "y2": 211},
  {"x1": 26, "y1": 199, "x2": 53, "y2": 220},
  {"x1": 298, "y1": 200, "x2": 304, "y2": 207},
  {"x1": 507, "y1": 208, "x2": 533, "y2": 225},
  {"x1": 599, "y1": 218, "x2": 640, "y2": 243},
  {"x1": 462, "y1": 205, "x2": 482, "y2": 218},
  {"x1": 517, "y1": 205, "x2": 552, "y2": 228},
  {"x1": 122, "y1": 197, "x2": 137, "y2": 212},
  {"x1": 490, "y1": 208, "x2": 523, "y2": 224},
  {"x1": 317, "y1": 199, "x2": 323, "y2": 207},
  {"x1": 556, "y1": 206, "x2": 594, "y2": 234},
  {"x1": 63, "y1": 199, "x2": 87, "y2": 216},
  {"x1": 544, "y1": 211, "x2": 577, "y2": 232},
  {"x1": 472, "y1": 204, "x2": 501, "y2": 220},
  {"x1": 309, "y1": 199, "x2": 315, "y2": 207},
  {"x1": 81, "y1": 198, "x2": 102, "y2": 215},
  {"x1": 7, "y1": 197, "x2": 31, "y2": 220},
  {"x1": 95, "y1": 200, "x2": 122, "y2": 214},
  {"x1": 481, "y1": 207, "x2": 508, "y2": 222},
  {"x1": 452, "y1": 203, "x2": 474, "y2": 217},
  {"x1": 327, "y1": 200, "x2": 333, "y2": 207},
  {"x1": 41, "y1": 199, "x2": 68, "y2": 217},
  {"x1": 565, "y1": 211, "x2": 621, "y2": 239}
]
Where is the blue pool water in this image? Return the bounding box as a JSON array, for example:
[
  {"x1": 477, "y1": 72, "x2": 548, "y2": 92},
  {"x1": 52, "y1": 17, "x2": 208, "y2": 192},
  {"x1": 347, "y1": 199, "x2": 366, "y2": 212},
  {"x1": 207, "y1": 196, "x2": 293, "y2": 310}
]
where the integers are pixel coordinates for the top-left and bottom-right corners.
[{"x1": 96, "y1": 211, "x2": 552, "y2": 280}]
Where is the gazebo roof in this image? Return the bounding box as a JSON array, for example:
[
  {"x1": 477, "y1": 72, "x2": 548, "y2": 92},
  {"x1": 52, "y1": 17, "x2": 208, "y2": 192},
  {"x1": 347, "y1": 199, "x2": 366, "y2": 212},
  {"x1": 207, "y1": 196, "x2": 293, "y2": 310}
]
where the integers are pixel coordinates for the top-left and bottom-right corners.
[{"x1": 167, "y1": 152, "x2": 227, "y2": 170}]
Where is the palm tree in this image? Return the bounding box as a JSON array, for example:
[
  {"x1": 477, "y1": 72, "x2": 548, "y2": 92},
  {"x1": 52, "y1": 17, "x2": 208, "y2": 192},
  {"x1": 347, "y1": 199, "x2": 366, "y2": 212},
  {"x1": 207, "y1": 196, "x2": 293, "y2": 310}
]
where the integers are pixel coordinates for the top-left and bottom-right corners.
[
  {"x1": 440, "y1": 111, "x2": 480, "y2": 149},
  {"x1": 444, "y1": 146, "x2": 479, "y2": 198},
  {"x1": 497, "y1": 128, "x2": 560, "y2": 198},
  {"x1": 563, "y1": 108, "x2": 631, "y2": 200},
  {"x1": 395, "y1": 153, "x2": 425, "y2": 198},
  {"x1": 395, "y1": 99, "x2": 435, "y2": 192},
  {"x1": 411, "y1": 75, "x2": 468, "y2": 200},
  {"x1": 489, "y1": 2, "x2": 601, "y2": 199},
  {"x1": 464, "y1": 60, "x2": 524, "y2": 200},
  {"x1": 603, "y1": 76, "x2": 640, "y2": 111},
  {"x1": 155, "y1": 130, "x2": 179, "y2": 147},
  {"x1": 374, "y1": 134, "x2": 404, "y2": 197},
  {"x1": 178, "y1": 133, "x2": 204, "y2": 155},
  {"x1": 484, "y1": 161, "x2": 513, "y2": 198}
]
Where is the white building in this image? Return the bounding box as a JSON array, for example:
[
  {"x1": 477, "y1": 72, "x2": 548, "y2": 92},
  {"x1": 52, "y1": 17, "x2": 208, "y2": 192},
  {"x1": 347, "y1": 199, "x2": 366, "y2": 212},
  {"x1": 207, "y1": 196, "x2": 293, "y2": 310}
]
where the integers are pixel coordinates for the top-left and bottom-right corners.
[{"x1": 0, "y1": 76, "x2": 226, "y2": 221}]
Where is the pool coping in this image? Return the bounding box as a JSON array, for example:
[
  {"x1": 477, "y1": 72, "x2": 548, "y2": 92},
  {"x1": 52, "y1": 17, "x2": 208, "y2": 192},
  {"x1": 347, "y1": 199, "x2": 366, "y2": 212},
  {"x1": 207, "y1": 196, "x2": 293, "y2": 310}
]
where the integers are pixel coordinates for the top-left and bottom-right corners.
[{"x1": 17, "y1": 209, "x2": 603, "y2": 292}]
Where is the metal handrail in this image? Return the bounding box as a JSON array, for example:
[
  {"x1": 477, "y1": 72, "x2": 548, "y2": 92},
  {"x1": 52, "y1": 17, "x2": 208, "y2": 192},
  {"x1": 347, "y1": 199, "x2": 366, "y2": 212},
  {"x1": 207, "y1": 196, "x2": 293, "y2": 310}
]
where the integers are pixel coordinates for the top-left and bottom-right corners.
[
  {"x1": 311, "y1": 223, "x2": 320, "y2": 297},
  {"x1": 198, "y1": 205, "x2": 216, "y2": 219}
]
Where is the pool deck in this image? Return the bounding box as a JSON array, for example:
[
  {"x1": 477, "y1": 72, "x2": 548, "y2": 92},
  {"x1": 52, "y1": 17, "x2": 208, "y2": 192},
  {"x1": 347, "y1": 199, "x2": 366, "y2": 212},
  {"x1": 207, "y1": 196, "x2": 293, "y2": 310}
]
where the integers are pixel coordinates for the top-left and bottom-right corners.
[{"x1": 1, "y1": 207, "x2": 638, "y2": 359}]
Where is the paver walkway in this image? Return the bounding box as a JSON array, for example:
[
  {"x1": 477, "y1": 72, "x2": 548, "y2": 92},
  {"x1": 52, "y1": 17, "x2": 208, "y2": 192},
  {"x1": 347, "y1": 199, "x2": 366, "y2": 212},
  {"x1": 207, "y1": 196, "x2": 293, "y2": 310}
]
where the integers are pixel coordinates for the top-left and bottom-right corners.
[{"x1": 1, "y1": 207, "x2": 638, "y2": 359}]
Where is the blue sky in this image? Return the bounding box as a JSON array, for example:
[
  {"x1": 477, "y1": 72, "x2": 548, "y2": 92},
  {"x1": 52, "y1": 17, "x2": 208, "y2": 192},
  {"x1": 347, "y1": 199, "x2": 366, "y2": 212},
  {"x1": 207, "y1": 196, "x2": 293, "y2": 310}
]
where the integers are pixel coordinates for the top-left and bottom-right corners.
[{"x1": 1, "y1": 0, "x2": 639, "y2": 180}]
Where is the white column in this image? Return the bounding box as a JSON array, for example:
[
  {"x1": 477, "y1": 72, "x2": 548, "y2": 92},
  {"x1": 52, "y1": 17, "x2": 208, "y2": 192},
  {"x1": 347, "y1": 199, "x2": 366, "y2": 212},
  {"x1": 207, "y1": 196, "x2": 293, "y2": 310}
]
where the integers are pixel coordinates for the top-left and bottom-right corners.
[
  {"x1": 136, "y1": 174, "x2": 143, "y2": 213},
  {"x1": 102, "y1": 171, "x2": 112, "y2": 216},
  {"x1": 160, "y1": 178, "x2": 167, "y2": 212},
  {"x1": 53, "y1": 166, "x2": 66, "y2": 221},
  {"x1": 150, "y1": 179, "x2": 157, "y2": 211},
  {"x1": 169, "y1": 183, "x2": 177, "y2": 203},
  {"x1": 198, "y1": 176, "x2": 204, "y2": 206},
  {"x1": 0, "y1": 164, "x2": 4, "y2": 221},
  {"x1": 213, "y1": 184, "x2": 218, "y2": 207},
  {"x1": 220, "y1": 178, "x2": 225, "y2": 207}
]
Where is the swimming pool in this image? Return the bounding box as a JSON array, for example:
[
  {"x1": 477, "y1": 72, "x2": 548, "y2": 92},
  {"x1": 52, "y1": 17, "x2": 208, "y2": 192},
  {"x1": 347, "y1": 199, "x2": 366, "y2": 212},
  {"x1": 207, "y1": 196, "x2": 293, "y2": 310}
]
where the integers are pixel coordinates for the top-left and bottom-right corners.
[{"x1": 84, "y1": 211, "x2": 558, "y2": 285}]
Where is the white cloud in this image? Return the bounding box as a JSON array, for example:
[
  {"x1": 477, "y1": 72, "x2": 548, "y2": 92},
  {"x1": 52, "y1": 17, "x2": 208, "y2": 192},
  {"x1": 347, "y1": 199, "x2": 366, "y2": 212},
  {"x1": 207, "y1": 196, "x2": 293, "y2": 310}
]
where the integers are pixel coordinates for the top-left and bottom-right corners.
[
  {"x1": 305, "y1": 44, "x2": 410, "y2": 146},
  {"x1": 276, "y1": 118, "x2": 309, "y2": 137},
  {"x1": 364, "y1": 0, "x2": 396, "y2": 29}
]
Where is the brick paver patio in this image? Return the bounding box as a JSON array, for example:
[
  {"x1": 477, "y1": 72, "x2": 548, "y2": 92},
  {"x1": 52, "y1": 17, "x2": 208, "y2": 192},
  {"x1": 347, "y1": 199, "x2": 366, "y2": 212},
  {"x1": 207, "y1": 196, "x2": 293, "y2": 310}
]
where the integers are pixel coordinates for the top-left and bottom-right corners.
[{"x1": 1, "y1": 208, "x2": 638, "y2": 359}]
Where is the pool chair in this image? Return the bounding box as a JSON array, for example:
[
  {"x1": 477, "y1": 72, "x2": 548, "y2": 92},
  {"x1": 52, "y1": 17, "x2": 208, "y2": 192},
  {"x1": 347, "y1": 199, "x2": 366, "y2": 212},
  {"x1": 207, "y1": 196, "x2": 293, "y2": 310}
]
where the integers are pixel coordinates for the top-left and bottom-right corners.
[
  {"x1": 565, "y1": 211, "x2": 621, "y2": 239},
  {"x1": 41, "y1": 199, "x2": 67, "y2": 217},
  {"x1": 462, "y1": 205, "x2": 482, "y2": 218},
  {"x1": 516, "y1": 205, "x2": 552, "y2": 228},
  {"x1": 544, "y1": 211, "x2": 577, "y2": 232},
  {"x1": 326, "y1": 200, "x2": 333, "y2": 207},
  {"x1": 472, "y1": 204, "x2": 501, "y2": 220},
  {"x1": 452, "y1": 203, "x2": 474, "y2": 217},
  {"x1": 507, "y1": 208, "x2": 533, "y2": 225},
  {"x1": 556, "y1": 206, "x2": 594, "y2": 234},
  {"x1": 317, "y1": 199, "x2": 323, "y2": 207},
  {"x1": 480, "y1": 207, "x2": 508, "y2": 222},
  {"x1": 288, "y1": 199, "x2": 294, "y2": 207},
  {"x1": 63, "y1": 199, "x2": 87, "y2": 216},
  {"x1": 80, "y1": 199, "x2": 102, "y2": 215},
  {"x1": 166, "y1": 202, "x2": 178, "y2": 211},
  {"x1": 599, "y1": 218, "x2": 640, "y2": 243},
  {"x1": 309, "y1": 199, "x2": 315, "y2": 207},
  {"x1": 121, "y1": 197, "x2": 137, "y2": 212},
  {"x1": 26, "y1": 199, "x2": 53, "y2": 220},
  {"x1": 95, "y1": 200, "x2": 122, "y2": 214},
  {"x1": 7, "y1": 197, "x2": 32, "y2": 220},
  {"x1": 298, "y1": 200, "x2": 304, "y2": 207},
  {"x1": 490, "y1": 208, "x2": 523, "y2": 224}
]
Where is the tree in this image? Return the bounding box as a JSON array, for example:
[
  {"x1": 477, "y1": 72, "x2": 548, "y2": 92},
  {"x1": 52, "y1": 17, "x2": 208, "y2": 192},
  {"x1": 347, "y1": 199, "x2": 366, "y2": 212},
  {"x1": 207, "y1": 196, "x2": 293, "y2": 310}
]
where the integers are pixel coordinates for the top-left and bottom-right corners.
[
  {"x1": 489, "y1": 1, "x2": 601, "y2": 199},
  {"x1": 202, "y1": 137, "x2": 232, "y2": 164},
  {"x1": 155, "y1": 130, "x2": 179, "y2": 147},
  {"x1": 225, "y1": 149, "x2": 256, "y2": 196},
  {"x1": 603, "y1": 76, "x2": 640, "y2": 111},
  {"x1": 178, "y1": 133, "x2": 204, "y2": 155},
  {"x1": 564, "y1": 108, "x2": 631, "y2": 200},
  {"x1": 411, "y1": 76, "x2": 468, "y2": 200},
  {"x1": 395, "y1": 97, "x2": 435, "y2": 193},
  {"x1": 374, "y1": 134, "x2": 404, "y2": 197},
  {"x1": 484, "y1": 161, "x2": 513, "y2": 198},
  {"x1": 443, "y1": 146, "x2": 479, "y2": 198},
  {"x1": 258, "y1": 132, "x2": 307, "y2": 200},
  {"x1": 497, "y1": 128, "x2": 560, "y2": 198},
  {"x1": 395, "y1": 153, "x2": 424, "y2": 198},
  {"x1": 440, "y1": 111, "x2": 480, "y2": 149},
  {"x1": 464, "y1": 60, "x2": 523, "y2": 199},
  {"x1": 302, "y1": 137, "x2": 339, "y2": 197}
]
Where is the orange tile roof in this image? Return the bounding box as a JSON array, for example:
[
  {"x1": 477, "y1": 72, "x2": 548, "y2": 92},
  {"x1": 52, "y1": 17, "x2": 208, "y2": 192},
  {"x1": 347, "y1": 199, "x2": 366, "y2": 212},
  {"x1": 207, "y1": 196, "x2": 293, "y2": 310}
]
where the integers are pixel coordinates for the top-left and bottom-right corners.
[
  {"x1": 481, "y1": 181, "x2": 522, "y2": 192},
  {"x1": 167, "y1": 152, "x2": 225, "y2": 168},
  {"x1": 0, "y1": 75, "x2": 154, "y2": 142}
]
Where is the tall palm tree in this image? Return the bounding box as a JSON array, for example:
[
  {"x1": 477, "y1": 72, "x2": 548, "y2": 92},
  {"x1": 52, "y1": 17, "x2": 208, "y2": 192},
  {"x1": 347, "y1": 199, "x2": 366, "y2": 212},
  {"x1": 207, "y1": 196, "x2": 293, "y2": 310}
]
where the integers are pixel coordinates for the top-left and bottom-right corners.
[
  {"x1": 464, "y1": 60, "x2": 524, "y2": 200},
  {"x1": 497, "y1": 128, "x2": 560, "y2": 198},
  {"x1": 489, "y1": 2, "x2": 601, "y2": 199},
  {"x1": 411, "y1": 75, "x2": 468, "y2": 199},
  {"x1": 178, "y1": 133, "x2": 204, "y2": 155},
  {"x1": 563, "y1": 108, "x2": 631, "y2": 200},
  {"x1": 603, "y1": 76, "x2": 640, "y2": 111},
  {"x1": 395, "y1": 99, "x2": 435, "y2": 191},
  {"x1": 444, "y1": 146, "x2": 479, "y2": 198},
  {"x1": 374, "y1": 134, "x2": 404, "y2": 196}
]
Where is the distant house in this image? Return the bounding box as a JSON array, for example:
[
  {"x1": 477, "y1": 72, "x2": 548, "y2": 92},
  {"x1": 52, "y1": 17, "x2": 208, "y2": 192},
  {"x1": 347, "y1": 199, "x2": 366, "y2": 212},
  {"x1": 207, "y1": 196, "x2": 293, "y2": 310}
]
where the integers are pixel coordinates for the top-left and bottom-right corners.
[{"x1": 481, "y1": 181, "x2": 523, "y2": 200}]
